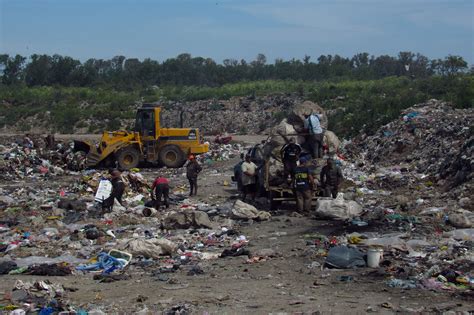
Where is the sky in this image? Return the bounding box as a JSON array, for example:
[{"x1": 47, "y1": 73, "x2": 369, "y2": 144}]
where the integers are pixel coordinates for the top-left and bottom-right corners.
[{"x1": 1, "y1": 0, "x2": 473, "y2": 64}]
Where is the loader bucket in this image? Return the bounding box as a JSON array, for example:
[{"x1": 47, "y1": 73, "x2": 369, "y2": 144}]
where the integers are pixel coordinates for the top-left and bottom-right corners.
[
  {"x1": 73, "y1": 140, "x2": 92, "y2": 154},
  {"x1": 73, "y1": 140, "x2": 102, "y2": 167}
]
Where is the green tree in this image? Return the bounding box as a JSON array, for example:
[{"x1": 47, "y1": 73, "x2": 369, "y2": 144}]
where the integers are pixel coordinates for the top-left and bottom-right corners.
[
  {"x1": 442, "y1": 55, "x2": 468, "y2": 75},
  {"x1": 25, "y1": 54, "x2": 52, "y2": 86},
  {"x1": 1, "y1": 54, "x2": 26, "y2": 85}
]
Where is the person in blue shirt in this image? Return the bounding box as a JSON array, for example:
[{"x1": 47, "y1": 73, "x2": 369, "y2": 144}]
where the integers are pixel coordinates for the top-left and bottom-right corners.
[{"x1": 303, "y1": 111, "x2": 324, "y2": 159}]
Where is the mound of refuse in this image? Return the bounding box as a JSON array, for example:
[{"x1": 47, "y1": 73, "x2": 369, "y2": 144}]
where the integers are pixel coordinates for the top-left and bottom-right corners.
[
  {"x1": 346, "y1": 99, "x2": 473, "y2": 191},
  {"x1": 0, "y1": 135, "x2": 86, "y2": 180},
  {"x1": 260, "y1": 100, "x2": 341, "y2": 183}
]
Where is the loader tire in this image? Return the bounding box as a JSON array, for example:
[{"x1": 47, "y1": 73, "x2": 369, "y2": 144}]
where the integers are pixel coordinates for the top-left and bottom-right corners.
[
  {"x1": 159, "y1": 145, "x2": 185, "y2": 168},
  {"x1": 117, "y1": 147, "x2": 140, "y2": 170}
]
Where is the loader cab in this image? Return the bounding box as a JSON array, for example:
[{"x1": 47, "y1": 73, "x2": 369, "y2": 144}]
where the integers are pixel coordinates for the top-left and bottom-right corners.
[{"x1": 134, "y1": 105, "x2": 162, "y2": 140}]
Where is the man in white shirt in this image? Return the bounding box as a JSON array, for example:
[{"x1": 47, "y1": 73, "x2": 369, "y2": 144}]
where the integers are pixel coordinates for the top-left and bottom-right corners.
[
  {"x1": 241, "y1": 154, "x2": 257, "y2": 201},
  {"x1": 303, "y1": 111, "x2": 324, "y2": 159}
]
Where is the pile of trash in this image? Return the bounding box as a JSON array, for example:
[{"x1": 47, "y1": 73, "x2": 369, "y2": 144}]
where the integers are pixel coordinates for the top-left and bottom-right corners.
[
  {"x1": 303, "y1": 226, "x2": 473, "y2": 293},
  {"x1": 0, "y1": 151, "x2": 274, "y2": 312},
  {"x1": 0, "y1": 135, "x2": 86, "y2": 180},
  {"x1": 345, "y1": 99, "x2": 473, "y2": 195},
  {"x1": 198, "y1": 142, "x2": 243, "y2": 165},
  {"x1": 162, "y1": 94, "x2": 304, "y2": 135},
  {"x1": 337, "y1": 100, "x2": 473, "y2": 234},
  {"x1": 259, "y1": 100, "x2": 342, "y2": 183},
  {"x1": 3, "y1": 280, "x2": 73, "y2": 314},
  {"x1": 284, "y1": 100, "x2": 473, "y2": 298}
]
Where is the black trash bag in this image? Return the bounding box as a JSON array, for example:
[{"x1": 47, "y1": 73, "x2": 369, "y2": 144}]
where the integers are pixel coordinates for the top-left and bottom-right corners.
[
  {"x1": 58, "y1": 198, "x2": 86, "y2": 211},
  {"x1": 325, "y1": 245, "x2": 366, "y2": 269},
  {"x1": 27, "y1": 263, "x2": 72, "y2": 276},
  {"x1": 220, "y1": 247, "x2": 250, "y2": 258},
  {"x1": 0, "y1": 261, "x2": 17, "y2": 274}
]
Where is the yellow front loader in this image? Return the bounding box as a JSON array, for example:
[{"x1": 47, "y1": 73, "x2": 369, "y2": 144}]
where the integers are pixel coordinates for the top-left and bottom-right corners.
[{"x1": 74, "y1": 104, "x2": 209, "y2": 169}]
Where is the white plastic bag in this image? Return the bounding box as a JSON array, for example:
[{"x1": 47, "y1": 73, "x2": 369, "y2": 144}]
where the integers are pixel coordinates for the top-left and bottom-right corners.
[{"x1": 315, "y1": 194, "x2": 362, "y2": 220}]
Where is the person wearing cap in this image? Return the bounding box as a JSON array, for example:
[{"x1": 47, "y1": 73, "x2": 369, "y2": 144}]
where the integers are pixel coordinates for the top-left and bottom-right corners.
[
  {"x1": 103, "y1": 169, "x2": 126, "y2": 211},
  {"x1": 303, "y1": 110, "x2": 324, "y2": 159},
  {"x1": 241, "y1": 154, "x2": 257, "y2": 201},
  {"x1": 186, "y1": 155, "x2": 202, "y2": 196},
  {"x1": 293, "y1": 157, "x2": 314, "y2": 213},
  {"x1": 320, "y1": 158, "x2": 343, "y2": 198},
  {"x1": 280, "y1": 138, "x2": 302, "y2": 180},
  {"x1": 151, "y1": 175, "x2": 170, "y2": 209}
]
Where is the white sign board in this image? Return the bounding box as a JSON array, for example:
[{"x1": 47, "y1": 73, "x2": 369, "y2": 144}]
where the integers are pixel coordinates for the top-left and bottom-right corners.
[{"x1": 95, "y1": 180, "x2": 112, "y2": 202}]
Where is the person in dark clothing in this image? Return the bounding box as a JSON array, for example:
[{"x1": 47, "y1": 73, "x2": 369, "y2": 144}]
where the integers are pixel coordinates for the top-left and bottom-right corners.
[
  {"x1": 45, "y1": 134, "x2": 55, "y2": 150},
  {"x1": 186, "y1": 155, "x2": 202, "y2": 196},
  {"x1": 241, "y1": 154, "x2": 258, "y2": 201},
  {"x1": 103, "y1": 170, "x2": 126, "y2": 210},
  {"x1": 320, "y1": 158, "x2": 343, "y2": 198},
  {"x1": 151, "y1": 176, "x2": 170, "y2": 209},
  {"x1": 293, "y1": 157, "x2": 314, "y2": 213},
  {"x1": 233, "y1": 153, "x2": 245, "y2": 193},
  {"x1": 280, "y1": 138, "x2": 302, "y2": 180}
]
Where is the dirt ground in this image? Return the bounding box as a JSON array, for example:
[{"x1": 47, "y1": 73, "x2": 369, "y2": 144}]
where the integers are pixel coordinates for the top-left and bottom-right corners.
[{"x1": 0, "y1": 136, "x2": 473, "y2": 314}]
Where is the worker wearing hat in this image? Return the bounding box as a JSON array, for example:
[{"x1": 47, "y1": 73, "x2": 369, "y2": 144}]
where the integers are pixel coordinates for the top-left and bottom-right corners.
[
  {"x1": 186, "y1": 155, "x2": 202, "y2": 196},
  {"x1": 293, "y1": 157, "x2": 314, "y2": 213},
  {"x1": 303, "y1": 109, "x2": 324, "y2": 159}
]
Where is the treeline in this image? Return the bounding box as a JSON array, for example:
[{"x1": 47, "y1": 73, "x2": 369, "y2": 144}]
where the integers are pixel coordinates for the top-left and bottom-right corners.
[
  {"x1": 1, "y1": 75, "x2": 473, "y2": 135},
  {"x1": 0, "y1": 52, "x2": 470, "y2": 88}
]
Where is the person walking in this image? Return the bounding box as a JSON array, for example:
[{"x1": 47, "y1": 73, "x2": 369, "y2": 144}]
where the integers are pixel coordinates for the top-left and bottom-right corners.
[
  {"x1": 151, "y1": 175, "x2": 170, "y2": 209},
  {"x1": 241, "y1": 154, "x2": 257, "y2": 201},
  {"x1": 303, "y1": 110, "x2": 324, "y2": 159},
  {"x1": 186, "y1": 155, "x2": 202, "y2": 196},
  {"x1": 320, "y1": 158, "x2": 343, "y2": 198},
  {"x1": 293, "y1": 157, "x2": 314, "y2": 213},
  {"x1": 280, "y1": 138, "x2": 302, "y2": 180}
]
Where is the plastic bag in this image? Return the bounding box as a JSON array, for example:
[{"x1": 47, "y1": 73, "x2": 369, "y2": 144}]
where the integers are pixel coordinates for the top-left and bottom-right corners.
[
  {"x1": 315, "y1": 195, "x2": 362, "y2": 220},
  {"x1": 325, "y1": 245, "x2": 366, "y2": 269}
]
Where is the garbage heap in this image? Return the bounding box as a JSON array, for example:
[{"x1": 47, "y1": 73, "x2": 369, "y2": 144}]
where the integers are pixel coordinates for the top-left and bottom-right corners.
[
  {"x1": 261, "y1": 100, "x2": 341, "y2": 184},
  {"x1": 198, "y1": 142, "x2": 244, "y2": 166},
  {"x1": 344, "y1": 99, "x2": 473, "y2": 200},
  {"x1": 161, "y1": 94, "x2": 304, "y2": 135},
  {"x1": 0, "y1": 159, "x2": 272, "y2": 313},
  {"x1": 304, "y1": 99, "x2": 474, "y2": 295},
  {"x1": 0, "y1": 136, "x2": 86, "y2": 180}
]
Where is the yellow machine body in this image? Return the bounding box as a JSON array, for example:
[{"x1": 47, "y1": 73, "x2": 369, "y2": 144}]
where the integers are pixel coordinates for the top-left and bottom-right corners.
[{"x1": 75, "y1": 105, "x2": 209, "y2": 169}]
